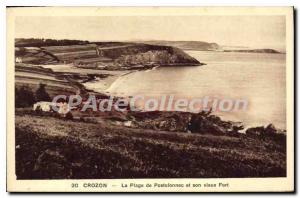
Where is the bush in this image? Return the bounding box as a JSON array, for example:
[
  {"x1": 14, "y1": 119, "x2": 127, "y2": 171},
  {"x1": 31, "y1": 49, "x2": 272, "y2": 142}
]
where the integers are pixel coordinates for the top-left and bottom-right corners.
[
  {"x1": 35, "y1": 83, "x2": 51, "y2": 102},
  {"x1": 245, "y1": 124, "x2": 286, "y2": 143},
  {"x1": 65, "y1": 112, "x2": 73, "y2": 120},
  {"x1": 188, "y1": 111, "x2": 244, "y2": 135},
  {"x1": 15, "y1": 86, "x2": 36, "y2": 108}
]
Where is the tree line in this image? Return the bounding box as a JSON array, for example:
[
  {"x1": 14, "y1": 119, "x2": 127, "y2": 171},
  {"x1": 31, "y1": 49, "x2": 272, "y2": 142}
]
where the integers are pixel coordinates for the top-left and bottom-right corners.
[
  {"x1": 15, "y1": 38, "x2": 89, "y2": 47},
  {"x1": 15, "y1": 83, "x2": 51, "y2": 108}
]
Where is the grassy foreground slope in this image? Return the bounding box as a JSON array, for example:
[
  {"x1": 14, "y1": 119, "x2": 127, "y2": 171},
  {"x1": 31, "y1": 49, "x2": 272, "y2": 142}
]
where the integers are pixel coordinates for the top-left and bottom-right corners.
[{"x1": 16, "y1": 114, "x2": 286, "y2": 179}]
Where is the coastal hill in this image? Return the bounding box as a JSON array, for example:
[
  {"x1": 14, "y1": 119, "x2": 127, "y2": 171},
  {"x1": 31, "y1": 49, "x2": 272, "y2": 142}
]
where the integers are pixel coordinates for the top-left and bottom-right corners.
[
  {"x1": 15, "y1": 39, "x2": 281, "y2": 69},
  {"x1": 15, "y1": 38, "x2": 202, "y2": 69},
  {"x1": 140, "y1": 40, "x2": 220, "y2": 51},
  {"x1": 140, "y1": 40, "x2": 282, "y2": 54},
  {"x1": 223, "y1": 48, "x2": 281, "y2": 53}
]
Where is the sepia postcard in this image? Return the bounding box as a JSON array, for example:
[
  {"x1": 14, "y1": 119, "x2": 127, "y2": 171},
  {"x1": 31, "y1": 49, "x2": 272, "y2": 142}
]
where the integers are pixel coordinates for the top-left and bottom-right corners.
[{"x1": 7, "y1": 7, "x2": 294, "y2": 192}]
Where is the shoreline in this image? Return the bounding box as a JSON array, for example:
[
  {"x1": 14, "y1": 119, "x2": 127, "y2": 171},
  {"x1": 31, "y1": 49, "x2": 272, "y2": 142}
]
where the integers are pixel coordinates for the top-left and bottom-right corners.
[
  {"x1": 16, "y1": 60, "x2": 286, "y2": 131},
  {"x1": 82, "y1": 62, "x2": 205, "y2": 96},
  {"x1": 81, "y1": 69, "x2": 140, "y2": 96},
  {"x1": 36, "y1": 63, "x2": 135, "y2": 96}
]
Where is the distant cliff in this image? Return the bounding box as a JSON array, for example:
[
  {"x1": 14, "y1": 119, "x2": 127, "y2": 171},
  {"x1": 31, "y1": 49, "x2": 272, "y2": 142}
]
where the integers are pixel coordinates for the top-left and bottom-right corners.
[
  {"x1": 141, "y1": 41, "x2": 283, "y2": 54},
  {"x1": 141, "y1": 40, "x2": 220, "y2": 51},
  {"x1": 223, "y1": 48, "x2": 281, "y2": 54}
]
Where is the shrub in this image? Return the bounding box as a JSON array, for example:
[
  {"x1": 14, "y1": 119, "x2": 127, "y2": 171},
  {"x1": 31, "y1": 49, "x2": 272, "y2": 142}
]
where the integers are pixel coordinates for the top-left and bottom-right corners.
[
  {"x1": 35, "y1": 83, "x2": 51, "y2": 102},
  {"x1": 65, "y1": 112, "x2": 73, "y2": 120},
  {"x1": 15, "y1": 86, "x2": 36, "y2": 108}
]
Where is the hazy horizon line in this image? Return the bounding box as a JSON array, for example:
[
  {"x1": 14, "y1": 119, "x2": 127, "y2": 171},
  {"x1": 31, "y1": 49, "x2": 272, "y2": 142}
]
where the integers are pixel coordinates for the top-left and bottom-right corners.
[{"x1": 15, "y1": 37, "x2": 286, "y2": 51}]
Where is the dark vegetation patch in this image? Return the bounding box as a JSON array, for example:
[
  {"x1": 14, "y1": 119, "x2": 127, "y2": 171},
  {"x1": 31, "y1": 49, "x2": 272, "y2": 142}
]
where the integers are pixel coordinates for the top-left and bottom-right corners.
[{"x1": 15, "y1": 38, "x2": 90, "y2": 47}]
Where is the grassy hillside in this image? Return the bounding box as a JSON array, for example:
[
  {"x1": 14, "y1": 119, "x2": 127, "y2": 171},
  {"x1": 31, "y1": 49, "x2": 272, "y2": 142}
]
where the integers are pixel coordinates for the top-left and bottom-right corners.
[
  {"x1": 15, "y1": 39, "x2": 202, "y2": 69},
  {"x1": 15, "y1": 64, "x2": 80, "y2": 98},
  {"x1": 15, "y1": 114, "x2": 286, "y2": 179}
]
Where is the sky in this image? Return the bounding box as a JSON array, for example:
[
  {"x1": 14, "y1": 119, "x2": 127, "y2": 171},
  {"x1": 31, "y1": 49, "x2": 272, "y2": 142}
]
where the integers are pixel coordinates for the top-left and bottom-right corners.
[{"x1": 15, "y1": 16, "x2": 286, "y2": 50}]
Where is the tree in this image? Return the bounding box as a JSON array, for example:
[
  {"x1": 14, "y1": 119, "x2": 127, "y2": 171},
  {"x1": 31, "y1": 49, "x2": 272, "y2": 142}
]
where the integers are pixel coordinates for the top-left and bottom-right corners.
[
  {"x1": 15, "y1": 86, "x2": 36, "y2": 108},
  {"x1": 35, "y1": 83, "x2": 51, "y2": 102}
]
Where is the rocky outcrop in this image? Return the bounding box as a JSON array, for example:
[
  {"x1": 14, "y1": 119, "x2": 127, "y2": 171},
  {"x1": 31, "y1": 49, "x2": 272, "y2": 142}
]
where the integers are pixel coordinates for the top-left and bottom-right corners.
[
  {"x1": 127, "y1": 111, "x2": 244, "y2": 136},
  {"x1": 97, "y1": 44, "x2": 201, "y2": 67},
  {"x1": 115, "y1": 49, "x2": 201, "y2": 67},
  {"x1": 187, "y1": 111, "x2": 243, "y2": 136},
  {"x1": 245, "y1": 124, "x2": 286, "y2": 142}
]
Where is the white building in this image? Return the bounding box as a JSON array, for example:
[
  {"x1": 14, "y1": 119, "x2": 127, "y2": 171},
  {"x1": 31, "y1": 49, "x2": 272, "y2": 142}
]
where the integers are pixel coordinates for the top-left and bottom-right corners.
[{"x1": 15, "y1": 57, "x2": 22, "y2": 63}]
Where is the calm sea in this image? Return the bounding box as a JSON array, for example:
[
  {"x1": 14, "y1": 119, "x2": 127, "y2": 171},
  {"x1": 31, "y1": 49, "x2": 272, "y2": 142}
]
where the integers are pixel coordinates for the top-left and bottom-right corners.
[{"x1": 106, "y1": 51, "x2": 286, "y2": 129}]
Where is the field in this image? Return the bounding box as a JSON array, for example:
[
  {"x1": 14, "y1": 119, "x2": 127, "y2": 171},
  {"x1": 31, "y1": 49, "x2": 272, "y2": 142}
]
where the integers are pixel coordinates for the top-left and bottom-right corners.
[
  {"x1": 15, "y1": 114, "x2": 286, "y2": 179},
  {"x1": 15, "y1": 63, "x2": 130, "y2": 96},
  {"x1": 15, "y1": 64, "x2": 80, "y2": 97}
]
